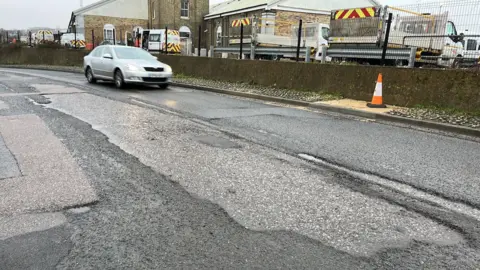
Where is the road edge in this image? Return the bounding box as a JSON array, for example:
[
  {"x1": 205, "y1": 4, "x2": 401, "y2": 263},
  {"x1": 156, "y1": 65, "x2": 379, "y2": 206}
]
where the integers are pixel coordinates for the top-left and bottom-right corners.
[{"x1": 1, "y1": 65, "x2": 479, "y2": 138}]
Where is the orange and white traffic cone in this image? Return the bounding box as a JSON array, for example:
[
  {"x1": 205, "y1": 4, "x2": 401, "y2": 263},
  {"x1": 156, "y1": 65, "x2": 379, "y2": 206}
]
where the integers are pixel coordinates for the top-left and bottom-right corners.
[{"x1": 367, "y1": 73, "x2": 387, "y2": 108}]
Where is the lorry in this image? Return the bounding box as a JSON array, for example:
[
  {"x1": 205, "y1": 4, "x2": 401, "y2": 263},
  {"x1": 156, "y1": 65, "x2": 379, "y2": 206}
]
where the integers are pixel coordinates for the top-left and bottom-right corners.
[
  {"x1": 137, "y1": 29, "x2": 181, "y2": 54},
  {"x1": 328, "y1": 5, "x2": 465, "y2": 67},
  {"x1": 252, "y1": 22, "x2": 330, "y2": 61}
]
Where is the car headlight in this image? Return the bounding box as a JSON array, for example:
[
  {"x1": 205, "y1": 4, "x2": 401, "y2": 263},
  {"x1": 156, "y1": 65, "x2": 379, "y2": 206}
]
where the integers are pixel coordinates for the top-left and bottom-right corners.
[
  {"x1": 164, "y1": 65, "x2": 172, "y2": 72},
  {"x1": 126, "y1": 64, "x2": 140, "y2": 71}
]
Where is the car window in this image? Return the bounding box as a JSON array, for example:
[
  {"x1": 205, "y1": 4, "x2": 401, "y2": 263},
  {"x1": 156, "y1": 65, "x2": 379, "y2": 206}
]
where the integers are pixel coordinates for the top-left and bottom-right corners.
[
  {"x1": 91, "y1": 47, "x2": 104, "y2": 57},
  {"x1": 103, "y1": 47, "x2": 113, "y2": 57},
  {"x1": 113, "y1": 47, "x2": 156, "y2": 60}
]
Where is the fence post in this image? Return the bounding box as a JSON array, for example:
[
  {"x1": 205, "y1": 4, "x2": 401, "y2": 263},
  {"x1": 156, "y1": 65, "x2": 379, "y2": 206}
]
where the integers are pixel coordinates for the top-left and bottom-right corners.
[
  {"x1": 381, "y1": 13, "x2": 393, "y2": 65},
  {"x1": 408, "y1": 47, "x2": 416, "y2": 68},
  {"x1": 74, "y1": 27, "x2": 77, "y2": 48},
  {"x1": 198, "y1": 25, "x2": 201, "y2": 56},
  {"x1": 17, "y1": 31, "x2": 20, "y2": 43},
  {"x1": 296, "y1": 19, "x2": 303, "y2": 62},
  {"x1": 321, "y1": 45, "x2": 327, "y2": 63},
  {"x1": 29, "y1": 31, "x2": 32, "y2": 46},
  {"x1": 92, "y1": 29, "x2": 95, "y2": 49},
  {"x1": 113, "y1": 29, "x2": 116, "y2": 45},
  {"x1": 43, "y1": 32, "x2": 45, "y2": 43},
  {"x1": 305, "y1": 46, "x2": 311, "y2": 63},
  {"x1": 239, "y1": 23, "x2": 244, "y2": 59},
  {"x1": 136, "y1": 27, "x2": 140, "y2": 48},
  {"x1": 165, "y1": 26, "x2": 168, "y2": 54},
  {"x1": 250, "y1": 17, "x2": 256, "y2": 60}
]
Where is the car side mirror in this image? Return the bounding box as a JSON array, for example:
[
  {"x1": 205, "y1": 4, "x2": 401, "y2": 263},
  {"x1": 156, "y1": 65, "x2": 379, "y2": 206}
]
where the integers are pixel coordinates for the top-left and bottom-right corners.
[{"x1": 103, "y1": 53, "x2": 113, "y2": 59}]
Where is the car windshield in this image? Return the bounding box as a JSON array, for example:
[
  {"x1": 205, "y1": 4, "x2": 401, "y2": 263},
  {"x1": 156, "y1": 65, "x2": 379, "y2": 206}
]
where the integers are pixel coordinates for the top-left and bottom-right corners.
[{"x1": 113, "y1": 47, "x2": 155, "y2": 60}]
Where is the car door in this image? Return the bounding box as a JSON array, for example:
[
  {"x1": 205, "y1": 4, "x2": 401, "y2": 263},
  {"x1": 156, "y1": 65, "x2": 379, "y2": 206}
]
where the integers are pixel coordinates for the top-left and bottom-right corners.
[
  {"x1": 98, "y1": 46, "x2": 115, "y2": 79},
  {"x1": 90, "y1": 47, "x2": 104, "y2": 77}
]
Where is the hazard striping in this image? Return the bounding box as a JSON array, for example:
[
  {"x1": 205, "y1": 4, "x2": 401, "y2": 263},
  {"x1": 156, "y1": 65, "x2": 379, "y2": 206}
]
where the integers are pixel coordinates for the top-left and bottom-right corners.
[
  {"x1": 231, "y1": 18, "x2": 251, "y2": 27},
  {"x1": 333, "y1": 7, "x2": 378, "y2": 20},
  {"x1": 298, "y1": 153, "x2": 480, "y2": 222}
]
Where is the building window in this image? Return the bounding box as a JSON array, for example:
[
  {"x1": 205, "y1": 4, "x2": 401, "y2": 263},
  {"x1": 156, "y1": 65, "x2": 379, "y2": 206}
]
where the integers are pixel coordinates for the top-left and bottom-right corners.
[
  {"x1": 103, "y1": 24, "x2": 115, "y2": 43},
  {"x1": 181, "y1": 0, "x2": 189, "y2": 18}
]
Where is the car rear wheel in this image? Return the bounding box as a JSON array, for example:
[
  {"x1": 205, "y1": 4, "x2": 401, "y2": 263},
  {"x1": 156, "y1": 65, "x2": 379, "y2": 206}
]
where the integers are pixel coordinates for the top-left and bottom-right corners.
[
  {"x1": 158, "y1": 84, "x2": 169, "y2": 89},
  {"x1": 114, "y1": 70, "x2": 125, "y2": 89},
  {"x1": 86, "y1": 67, "x2": 96, "y2": 83}
]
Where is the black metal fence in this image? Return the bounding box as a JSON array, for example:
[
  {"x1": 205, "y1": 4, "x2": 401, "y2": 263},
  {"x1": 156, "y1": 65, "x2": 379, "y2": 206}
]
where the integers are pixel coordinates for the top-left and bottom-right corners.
[{"x1": 212, "y1": 0, "x2": 480, "y2": 68}]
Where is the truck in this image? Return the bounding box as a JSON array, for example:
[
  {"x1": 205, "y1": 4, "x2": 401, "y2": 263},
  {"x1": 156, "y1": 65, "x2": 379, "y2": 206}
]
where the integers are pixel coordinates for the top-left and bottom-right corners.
[
  {"x1": 234, "y1": 17, "x2": 330, "y2": 61},
  {"x1": 138, "y1": 29, "x2": 181, "y2": 54},
  {"x1": 252, "y1": 22, "x2": 330, "y2": 61},
  {"x1": 328, "y1": 5, "x2": 465, "y2": 67}
]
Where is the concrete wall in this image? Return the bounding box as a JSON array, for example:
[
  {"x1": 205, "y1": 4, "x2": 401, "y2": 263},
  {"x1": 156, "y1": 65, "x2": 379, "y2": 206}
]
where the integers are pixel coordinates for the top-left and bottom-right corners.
[{"x1": 1, "y1": 47, "x2": 479, "y2": 113}]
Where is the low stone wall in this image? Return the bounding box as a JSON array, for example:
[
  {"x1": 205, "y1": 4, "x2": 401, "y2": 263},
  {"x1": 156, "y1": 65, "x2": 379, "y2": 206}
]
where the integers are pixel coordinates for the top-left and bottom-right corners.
[
  {"x1": 157, "y1": 55, "x2": 480, "y2": 113},
  {"x1": 1, "y1": 47, "x2": 479, "y2": 112},
  {"x1": 0, "y1": 47, "x2": 86, "y2": 66}
]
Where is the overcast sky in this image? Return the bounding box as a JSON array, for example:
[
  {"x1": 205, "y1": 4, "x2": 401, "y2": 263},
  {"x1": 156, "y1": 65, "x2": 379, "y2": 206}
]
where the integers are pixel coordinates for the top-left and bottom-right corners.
[{"x1": 0, "y1": 0, "x2": 447, "y2": 30}]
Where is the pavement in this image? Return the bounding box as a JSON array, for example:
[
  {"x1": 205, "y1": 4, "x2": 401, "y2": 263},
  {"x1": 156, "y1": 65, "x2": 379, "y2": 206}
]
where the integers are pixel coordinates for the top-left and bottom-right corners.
[{"x1": 0, "y1": 68, "x2": 479, "y2": 268}]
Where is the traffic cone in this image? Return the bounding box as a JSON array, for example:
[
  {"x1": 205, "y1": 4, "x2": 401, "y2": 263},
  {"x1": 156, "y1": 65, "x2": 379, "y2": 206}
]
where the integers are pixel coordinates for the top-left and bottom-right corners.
[{"x1": 367, "y1": 73, "x2": 387, "y2": 108}]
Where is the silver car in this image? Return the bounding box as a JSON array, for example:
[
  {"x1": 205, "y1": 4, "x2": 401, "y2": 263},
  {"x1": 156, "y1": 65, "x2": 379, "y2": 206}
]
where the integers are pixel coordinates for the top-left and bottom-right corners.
[{"x1": 83, "y1": 45, "x2": 173, "y2": 89}]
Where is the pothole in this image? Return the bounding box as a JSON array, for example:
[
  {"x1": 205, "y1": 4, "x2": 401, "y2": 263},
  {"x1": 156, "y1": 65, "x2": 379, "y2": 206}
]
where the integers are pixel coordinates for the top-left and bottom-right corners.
[{"x1": 194, "y1": 135, "x2": 241, "y2": 149}]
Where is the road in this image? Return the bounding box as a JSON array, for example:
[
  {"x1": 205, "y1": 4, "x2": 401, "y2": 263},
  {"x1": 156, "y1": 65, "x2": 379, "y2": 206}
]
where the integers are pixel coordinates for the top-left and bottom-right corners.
[{"x1": 0, "y1": 68, "x2": 479, "y2": 269}]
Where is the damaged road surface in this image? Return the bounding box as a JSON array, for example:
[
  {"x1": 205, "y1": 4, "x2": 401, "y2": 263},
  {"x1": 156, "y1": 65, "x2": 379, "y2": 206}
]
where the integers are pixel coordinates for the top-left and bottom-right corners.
[{"x1": 0, "y1": 69, "x2": 479, "y2": 269}]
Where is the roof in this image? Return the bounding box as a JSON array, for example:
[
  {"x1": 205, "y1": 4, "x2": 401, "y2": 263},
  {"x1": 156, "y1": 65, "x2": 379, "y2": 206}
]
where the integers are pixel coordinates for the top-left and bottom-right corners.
[
  {"x1": 73, "y1": 0, "x2": 116, "y2": 16},
  {"x1": 206, "y1": 0, "x2": 271, "y2": 19},
  {"x1": 206, "y1": 0, "x2": 381, "y2": 19}
]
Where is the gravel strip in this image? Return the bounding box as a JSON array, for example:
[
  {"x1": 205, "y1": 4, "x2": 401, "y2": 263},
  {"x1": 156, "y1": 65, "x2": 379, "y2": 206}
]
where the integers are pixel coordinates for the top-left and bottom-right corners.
[
  {"x1": 174, "y1": 76, "x2": 341, "y2": 102},
  {"x1": 389, "y1": 108, "x2": 480, "y2": 129}
]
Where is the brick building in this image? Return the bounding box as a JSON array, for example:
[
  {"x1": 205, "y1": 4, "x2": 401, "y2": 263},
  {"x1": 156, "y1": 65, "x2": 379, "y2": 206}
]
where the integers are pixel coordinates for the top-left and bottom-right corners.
[
  {"x1": 148, "y1": 0, "x2": 210, "y2": 52},
  {"x1": 68, "y1": 0, "x2": 149, "y2": 46},
  {"x1": 205, "y1": 0, "x2": 379, "y2": 47}
]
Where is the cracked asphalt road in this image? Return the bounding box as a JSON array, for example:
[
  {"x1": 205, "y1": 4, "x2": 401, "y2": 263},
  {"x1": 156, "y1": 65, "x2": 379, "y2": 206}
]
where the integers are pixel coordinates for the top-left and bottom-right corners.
[{"x1": 0, "y1": 68, "x2": 480, "y2": 269}]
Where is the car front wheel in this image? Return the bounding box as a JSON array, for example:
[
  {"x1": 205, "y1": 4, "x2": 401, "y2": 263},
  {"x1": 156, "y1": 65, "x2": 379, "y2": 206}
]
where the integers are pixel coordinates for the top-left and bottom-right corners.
[
  {"x1": 86, "y1": 67, "x2": 96, "y2": 83},
  {"x1": 114, "y1": 70, "x2": 125, "y2": 89}
]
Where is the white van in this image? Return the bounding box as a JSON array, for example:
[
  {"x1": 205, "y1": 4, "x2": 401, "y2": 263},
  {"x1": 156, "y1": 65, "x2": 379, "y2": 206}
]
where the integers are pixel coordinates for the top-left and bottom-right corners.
[
  {"x1": 145, "y1": 29, "x2": 181, "y2": 53},
  {"x1": 61, "y1": 33, "x2": 86, "y2": 48}
]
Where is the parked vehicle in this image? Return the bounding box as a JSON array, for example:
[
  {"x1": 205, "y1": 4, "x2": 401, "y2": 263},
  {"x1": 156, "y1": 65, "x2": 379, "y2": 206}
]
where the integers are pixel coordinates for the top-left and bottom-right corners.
[
  {"x1": 34, "y1": 30, "x2": 54, "y2": 44},
  {"x1": 328, "y1": 5, "x2": 464, "y2": 67},
  {"x1": 252, "y1": 22, "x2": 330, "y2": 61},
  {"x1": 83, "y1": 45, "x2": 173, "y2": 89},
  {"x1": 139, "y1": 29, "x2": 181, "y2": 53},
  {"x1": 61, "y1": 33, "x2": 86, "y2": 48},
  {"x1": 460, "y1": 34, "x2": 480, "y2": 66}
]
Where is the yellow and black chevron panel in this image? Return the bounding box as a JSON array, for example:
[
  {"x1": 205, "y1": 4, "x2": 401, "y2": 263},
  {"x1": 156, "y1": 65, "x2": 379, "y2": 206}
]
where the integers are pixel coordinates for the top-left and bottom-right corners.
[
  {"x1": 332, "y1": 7, "x2": 378, "y2": 20},
  {"x1": 231, "y1": 18, "x2": 251, "y2": 27},
  {"x1": 70, "y1": 40, "x2": 86, "y2": 47},
  {"x1": 37, "y1": 30, "x2": 53, "y2": 35},
  {"x1": 166, "y1": 43, "x2": 181, "y2": 53},
  {"x1": 167, "y1": 30, "x2": 180, "y2": 36},
  {"x1": 311, "y1": 47, "x2": 316, "y2": 55}
]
